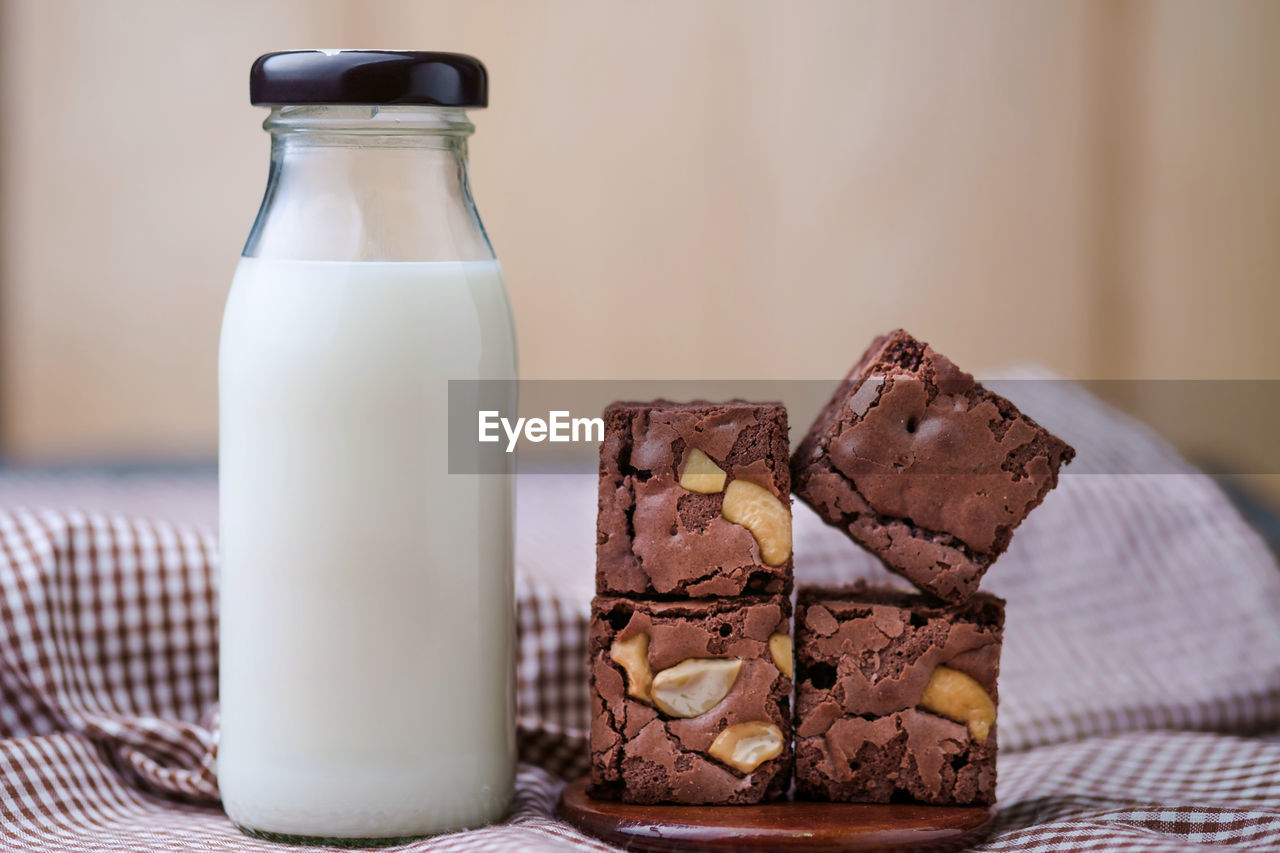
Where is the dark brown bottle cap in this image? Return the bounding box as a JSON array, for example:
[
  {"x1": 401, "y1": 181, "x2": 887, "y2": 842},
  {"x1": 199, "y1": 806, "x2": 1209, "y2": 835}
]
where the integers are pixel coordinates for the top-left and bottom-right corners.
[{"x1": 250, "y1": 50, "x2": 487, "y2": 107}]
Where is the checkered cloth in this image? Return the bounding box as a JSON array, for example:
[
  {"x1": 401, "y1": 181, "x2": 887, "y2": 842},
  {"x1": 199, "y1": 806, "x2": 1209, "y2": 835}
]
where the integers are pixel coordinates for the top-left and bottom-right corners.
[{"x1": 1, "y1": 378, "x2": 1279, "y2": 851}]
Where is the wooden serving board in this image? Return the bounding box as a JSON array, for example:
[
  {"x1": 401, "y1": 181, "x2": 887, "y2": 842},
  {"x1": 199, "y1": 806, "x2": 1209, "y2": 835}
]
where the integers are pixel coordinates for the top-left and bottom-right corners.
[{"x1": 558, "y1": 778, "x2": 995, "y2": 852}]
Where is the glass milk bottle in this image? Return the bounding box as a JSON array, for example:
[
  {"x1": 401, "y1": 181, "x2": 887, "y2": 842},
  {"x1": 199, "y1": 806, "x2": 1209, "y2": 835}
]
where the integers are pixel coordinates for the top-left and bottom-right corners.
[{"x1": 218, "y1": 51, "x2": 516, "y2": 844}]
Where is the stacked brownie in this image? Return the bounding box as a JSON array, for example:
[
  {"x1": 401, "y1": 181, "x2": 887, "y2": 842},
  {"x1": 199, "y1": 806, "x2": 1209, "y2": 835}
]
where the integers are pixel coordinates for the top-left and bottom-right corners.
[
  {"x1": 790, "y1": 330, "x2": 1073, "y2": 805},
  {"x1": 793, "y1": 584, "x2": 1005, "y2": 804},
  {"x1": 590, "y1": 401, "x2": 795, "y2": 803},
  {"x1": 586, "y1": 331, "x2": 1073, "y2": 808}
]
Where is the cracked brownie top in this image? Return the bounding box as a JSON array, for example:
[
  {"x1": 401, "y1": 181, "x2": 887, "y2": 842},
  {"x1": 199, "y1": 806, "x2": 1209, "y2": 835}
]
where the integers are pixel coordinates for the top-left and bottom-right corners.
[{"x1": 792, "y1": 329, "x2": 1074, "y2": 603}]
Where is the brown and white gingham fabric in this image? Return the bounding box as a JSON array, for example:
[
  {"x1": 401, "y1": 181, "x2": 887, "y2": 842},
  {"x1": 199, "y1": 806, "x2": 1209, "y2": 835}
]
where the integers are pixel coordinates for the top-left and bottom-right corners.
[{"x1": 1, "y1": 377, "x2": 1279, "y2": 851}]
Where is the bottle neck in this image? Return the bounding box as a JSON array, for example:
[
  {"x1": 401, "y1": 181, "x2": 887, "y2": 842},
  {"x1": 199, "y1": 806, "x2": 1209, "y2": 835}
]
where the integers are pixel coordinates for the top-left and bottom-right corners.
[
  {"x1": 243, "y1": 105, "x2": 495, "y2": 262},
  {"x1": 264, "y1": 104, "x2": 477, "y2": 142}
]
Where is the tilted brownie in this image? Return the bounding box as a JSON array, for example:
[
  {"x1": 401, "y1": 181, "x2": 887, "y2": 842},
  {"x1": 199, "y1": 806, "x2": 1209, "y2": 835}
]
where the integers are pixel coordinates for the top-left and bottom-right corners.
[
  {"x1": 597, "y1": 401, "x2": 793, "y2": 598},
  {"x1": 794, "y1": 583, "x2": 1004, "y2": 805},
  {"x1": 588, "y1": 595, "x2": 794, "y2": 804},
  {"x1": 791, "y1": 330, "x2": 1074, "y2": 603}
]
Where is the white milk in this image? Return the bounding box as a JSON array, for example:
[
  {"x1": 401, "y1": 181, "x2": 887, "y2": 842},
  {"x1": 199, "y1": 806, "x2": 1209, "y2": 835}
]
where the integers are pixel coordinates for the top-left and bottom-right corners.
[{"x1": 218, "y1": 257, "x2": 516, "y2": 839}]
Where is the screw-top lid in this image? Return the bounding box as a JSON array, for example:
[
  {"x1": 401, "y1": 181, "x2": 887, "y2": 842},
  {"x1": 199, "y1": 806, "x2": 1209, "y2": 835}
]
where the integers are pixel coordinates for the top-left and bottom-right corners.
[{"x1": 250, "y1": 50, "x2": 487, "y2": 107}]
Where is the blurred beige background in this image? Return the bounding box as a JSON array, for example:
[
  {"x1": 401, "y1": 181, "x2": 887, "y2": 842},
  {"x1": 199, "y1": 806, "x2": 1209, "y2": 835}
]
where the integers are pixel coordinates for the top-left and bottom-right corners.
[{"x1": 0, "y1": 1, "x2": 1277, "y2": 471}]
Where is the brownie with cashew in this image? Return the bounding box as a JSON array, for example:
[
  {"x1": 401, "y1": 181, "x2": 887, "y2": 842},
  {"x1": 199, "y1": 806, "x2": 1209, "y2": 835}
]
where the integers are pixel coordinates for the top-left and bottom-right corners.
[
  {"x1": 588, "y1": 595, "x2": 794, "y2": 804},
  {"x1": 794, "y1": 583, "x2": 1004, "y2": 805},
  {"x1": 597, "y1": 400, "x2": 793, "y2": 598},
  {"x1": 791, "y1": 330, "x2": 1074, "y2": 604}
]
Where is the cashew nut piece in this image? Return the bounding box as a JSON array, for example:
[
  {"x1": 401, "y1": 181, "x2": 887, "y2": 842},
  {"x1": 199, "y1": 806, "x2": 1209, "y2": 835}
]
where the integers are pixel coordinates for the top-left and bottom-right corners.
[
  {"x1": 650, "y1": 658, "x2": 742, "y2": 718},
  {"x1": 721, "y1": 480, "x2": 792, "y2": 566},
  {"x1": 707, "y1": 721, "x2": 785, "y2": 773},
  {"x1": 680, "y1": 449, "x2": 727, "y2": 494},
  {"x1": 768, "y1": 632, "x2": 793, "y2": 679},
  {"x1": 919, "y1": 665, "x2": 995, "y2": 743},
  {"x1": 609, "y1": 633, "x2": 653, "y2": 703}
]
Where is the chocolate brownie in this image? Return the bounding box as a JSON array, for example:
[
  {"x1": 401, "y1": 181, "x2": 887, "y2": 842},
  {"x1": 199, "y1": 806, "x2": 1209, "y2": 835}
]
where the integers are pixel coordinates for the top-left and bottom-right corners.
[
  {"x1": 588, "y1": 595, "x2": 794, "y2": 804},
  {"x1": 794, "y1": 583, "x2": 1004, "y2": 805},
  {"x1": 791, "y1": 330, "x2": 1074, "y2": 603},
  {"x1": 597, "y1": 401, "x2": 793, "y2": 598}
]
